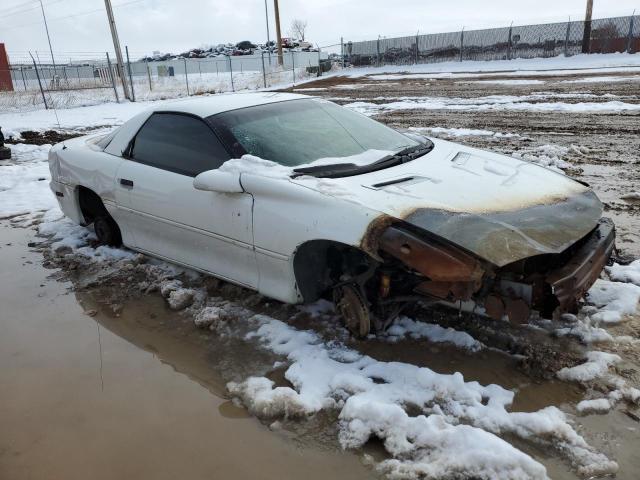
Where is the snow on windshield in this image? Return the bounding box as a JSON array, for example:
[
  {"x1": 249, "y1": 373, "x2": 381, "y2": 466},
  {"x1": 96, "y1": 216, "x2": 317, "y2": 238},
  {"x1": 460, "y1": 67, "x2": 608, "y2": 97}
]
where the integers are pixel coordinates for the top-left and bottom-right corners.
[{"x1": 219, "y1": 149, "x2": 395, "y2": 179}]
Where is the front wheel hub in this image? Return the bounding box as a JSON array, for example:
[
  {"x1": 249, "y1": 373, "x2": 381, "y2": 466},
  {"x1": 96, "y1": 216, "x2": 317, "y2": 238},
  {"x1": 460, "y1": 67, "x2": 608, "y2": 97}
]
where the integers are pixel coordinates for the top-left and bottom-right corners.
[{"x1": 333, "y1": 284, "x2": 371, "y2": 338}]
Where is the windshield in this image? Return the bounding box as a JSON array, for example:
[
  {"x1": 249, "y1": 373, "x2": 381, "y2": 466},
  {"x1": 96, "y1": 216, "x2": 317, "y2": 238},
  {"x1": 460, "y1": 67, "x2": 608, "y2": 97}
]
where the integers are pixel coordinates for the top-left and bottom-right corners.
[{"x1": 207, "y1": 98, "x2": 419, "y2": 167}]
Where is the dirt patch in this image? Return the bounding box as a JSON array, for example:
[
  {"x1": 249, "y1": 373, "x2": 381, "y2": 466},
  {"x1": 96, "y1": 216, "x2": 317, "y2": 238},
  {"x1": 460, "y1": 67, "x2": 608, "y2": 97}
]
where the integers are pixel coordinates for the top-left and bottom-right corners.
[{"x1": 6, "y1": 129, "x2": 83, "y2": 145}]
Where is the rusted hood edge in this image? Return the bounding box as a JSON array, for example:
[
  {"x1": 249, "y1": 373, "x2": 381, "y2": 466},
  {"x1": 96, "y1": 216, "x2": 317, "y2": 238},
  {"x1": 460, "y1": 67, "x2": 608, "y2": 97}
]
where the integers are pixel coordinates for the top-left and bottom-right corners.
[{"x1": 392, "y1": 190, "x2": 604, "y2": 267}]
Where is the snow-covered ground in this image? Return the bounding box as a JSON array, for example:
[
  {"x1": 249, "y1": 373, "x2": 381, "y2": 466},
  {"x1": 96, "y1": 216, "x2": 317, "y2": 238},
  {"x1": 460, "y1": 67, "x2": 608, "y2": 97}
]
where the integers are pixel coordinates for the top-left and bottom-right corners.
[
  {"x1": 0, "y1": 66, "x2": 317, "y2": 113},
  {"x1": 2, "y1": 53, "x2": 640, "y2": 479},
  {"x1": 344, "y1": 95, "x2": 640, "y2": 116},
  {"x1": 4, "y1": 52, "x2": 639, "y2": 116},
  {"x1": 342, "y1": 53, "x2": 640, "y2": 79}
]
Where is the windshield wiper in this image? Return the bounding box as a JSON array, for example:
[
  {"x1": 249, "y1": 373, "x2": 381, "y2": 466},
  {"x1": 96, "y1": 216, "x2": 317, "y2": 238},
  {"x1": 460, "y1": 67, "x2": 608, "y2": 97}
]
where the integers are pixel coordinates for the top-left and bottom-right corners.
[
  {"x1": 292, "y1": 142, "x2": 434, "y2": 179},
  {"x1": 291, "y1": 163, "x2": 361, "y2": 178},
  {"x1": 371, "y1": 144, "x2": 432, "y2": 166}
]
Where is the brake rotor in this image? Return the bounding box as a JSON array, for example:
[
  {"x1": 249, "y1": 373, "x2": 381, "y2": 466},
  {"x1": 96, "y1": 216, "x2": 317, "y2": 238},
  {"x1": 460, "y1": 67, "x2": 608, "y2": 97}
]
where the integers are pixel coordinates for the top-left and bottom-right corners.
[{"x1": 333, "y1": 284, "x2": 371, "y2": 338}]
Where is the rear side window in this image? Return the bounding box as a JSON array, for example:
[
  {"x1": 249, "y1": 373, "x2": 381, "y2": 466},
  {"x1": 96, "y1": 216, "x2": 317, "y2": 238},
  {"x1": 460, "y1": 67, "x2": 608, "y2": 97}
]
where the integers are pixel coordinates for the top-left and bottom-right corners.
[
  {"x1": 95, "y1": 128, "x2": 118, "y2": 150},
  {"x1": 131, "y1": 113, "x2": 229, "y2": 176}
]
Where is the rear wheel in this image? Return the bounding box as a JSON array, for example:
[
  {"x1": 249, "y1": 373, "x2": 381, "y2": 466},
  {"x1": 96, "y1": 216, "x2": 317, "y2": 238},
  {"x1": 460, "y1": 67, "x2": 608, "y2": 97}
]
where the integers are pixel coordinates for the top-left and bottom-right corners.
[
  {"x1": 94, "y1": 215, "x2": 122, "y2": 247},
  {"x1": 333, "y1": 283, "x2": 371, "y2": 338}
]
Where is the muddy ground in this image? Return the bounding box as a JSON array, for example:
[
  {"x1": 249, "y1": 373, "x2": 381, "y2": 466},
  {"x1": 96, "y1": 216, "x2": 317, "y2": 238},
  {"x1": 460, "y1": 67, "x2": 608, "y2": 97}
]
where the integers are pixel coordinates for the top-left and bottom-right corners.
[{"x1": 3, "y1": 69, "x2": 640, "y2": 479}]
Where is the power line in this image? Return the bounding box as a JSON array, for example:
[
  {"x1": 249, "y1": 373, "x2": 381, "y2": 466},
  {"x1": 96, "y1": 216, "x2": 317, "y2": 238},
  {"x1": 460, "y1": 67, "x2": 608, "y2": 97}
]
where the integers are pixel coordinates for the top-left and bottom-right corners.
[
  {"x1": 0, "y1": 0, "x2": 39, "y2": 16},
  {"x1": 2, "y1": 0, "x2": 147, "y2": 32},
  {"x1": 39, "y1": 0, "x2": 57, "y2": 71},
  {"x1": 0, "y1": 0, "x2": 64, "y2": 20}
]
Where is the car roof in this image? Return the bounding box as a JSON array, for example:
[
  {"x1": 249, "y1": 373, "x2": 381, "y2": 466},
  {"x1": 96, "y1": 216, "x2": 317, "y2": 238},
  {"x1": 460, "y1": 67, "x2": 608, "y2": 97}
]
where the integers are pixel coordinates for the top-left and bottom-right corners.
[{"x1": 150, "y1": 92, "x2": 310, "y2": 118}]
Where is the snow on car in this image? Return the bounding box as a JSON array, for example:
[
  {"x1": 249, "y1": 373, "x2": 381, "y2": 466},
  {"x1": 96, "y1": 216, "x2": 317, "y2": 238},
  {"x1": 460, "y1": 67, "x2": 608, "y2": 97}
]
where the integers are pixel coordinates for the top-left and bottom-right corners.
[{"x1": 47, "y1": 92, "x2": 615, "y2": 336}]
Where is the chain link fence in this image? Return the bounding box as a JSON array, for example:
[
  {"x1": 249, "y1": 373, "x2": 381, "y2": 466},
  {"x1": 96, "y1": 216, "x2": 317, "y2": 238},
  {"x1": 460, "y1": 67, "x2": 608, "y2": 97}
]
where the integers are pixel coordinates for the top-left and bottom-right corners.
[
  {"x1": 0, "y1": 49, "x2": 331, "y2": 112},
  {"x1": 344, "y1": 15, "x2": 639, "y2": 66}
]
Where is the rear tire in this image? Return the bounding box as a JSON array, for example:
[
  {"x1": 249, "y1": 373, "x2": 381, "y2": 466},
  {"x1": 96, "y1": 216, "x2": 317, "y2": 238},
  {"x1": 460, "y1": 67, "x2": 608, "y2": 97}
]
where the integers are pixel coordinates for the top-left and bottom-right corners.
[{"x1": 94, "y1": 215, "x2": 122, "y2": 247}]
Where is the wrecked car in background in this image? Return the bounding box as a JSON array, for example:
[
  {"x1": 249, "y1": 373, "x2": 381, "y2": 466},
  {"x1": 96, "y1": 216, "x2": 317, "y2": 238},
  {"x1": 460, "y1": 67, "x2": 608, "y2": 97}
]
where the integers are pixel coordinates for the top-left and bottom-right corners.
[{"x1": 48, "y1": 93, "x2": 615, "y2": 336}]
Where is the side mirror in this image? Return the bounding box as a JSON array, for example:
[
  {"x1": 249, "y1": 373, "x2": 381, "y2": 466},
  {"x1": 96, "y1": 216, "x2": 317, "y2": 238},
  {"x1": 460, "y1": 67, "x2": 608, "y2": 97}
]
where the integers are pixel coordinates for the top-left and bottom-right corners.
[{"x1": 193, "y1": 170, "x2": 243, "y2": 193}]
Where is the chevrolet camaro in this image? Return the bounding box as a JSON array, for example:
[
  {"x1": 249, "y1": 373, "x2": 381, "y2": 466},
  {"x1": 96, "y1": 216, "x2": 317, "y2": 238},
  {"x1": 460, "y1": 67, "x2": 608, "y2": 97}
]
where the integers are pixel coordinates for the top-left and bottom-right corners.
[{"x1": 48, "y1": 92, "x2": 615, "y2": 336}]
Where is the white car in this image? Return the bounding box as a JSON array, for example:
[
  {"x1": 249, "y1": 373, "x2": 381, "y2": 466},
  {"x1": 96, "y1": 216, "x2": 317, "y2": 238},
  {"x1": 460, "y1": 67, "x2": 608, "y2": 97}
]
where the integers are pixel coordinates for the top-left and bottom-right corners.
[{"x1": 49, "y1": 93, "x2": 614, "y2": 336}]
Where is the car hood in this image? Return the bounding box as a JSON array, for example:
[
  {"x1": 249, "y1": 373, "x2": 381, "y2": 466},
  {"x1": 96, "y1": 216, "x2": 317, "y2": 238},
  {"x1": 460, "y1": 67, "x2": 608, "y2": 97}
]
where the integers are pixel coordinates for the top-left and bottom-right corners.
[{"x1": 290, "y1": 138, "x2": 603, "y2": 267}]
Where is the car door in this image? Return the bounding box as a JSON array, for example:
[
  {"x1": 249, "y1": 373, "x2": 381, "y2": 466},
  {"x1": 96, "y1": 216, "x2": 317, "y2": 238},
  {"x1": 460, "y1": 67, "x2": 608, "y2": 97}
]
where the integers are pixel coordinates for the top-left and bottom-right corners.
[{"x1": 115, "y1": 112, "x2": 258, "y2": 288}]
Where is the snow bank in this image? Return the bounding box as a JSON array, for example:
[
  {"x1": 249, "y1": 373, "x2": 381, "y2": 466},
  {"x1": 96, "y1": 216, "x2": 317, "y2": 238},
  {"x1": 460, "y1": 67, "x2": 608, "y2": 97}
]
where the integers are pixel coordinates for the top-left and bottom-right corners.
[
  {"x1": 383, "y1": 316, "x2": 482, "y2": 352},
  {"x1": 557, "y1": 351, "x2": 621, "y2": 383},
  {"x1": 607, "y1": 260, "x2": 640, "y2": 287},
  {"x1": 561, "y1": 75, "x2": 640, "y2": 84},
  {"x1": 621, "y1": 192, "x2": 640, "y2": 201},
  {"x1": 576, "y1": 398, "x2": 612, "y2": 414},
  {"x1": 576, "y1": 385, "x2": 640, "y2": 415},
  {"x1": 511, "y1": 144, "x2": 572, "y2": 173},
  {"x1": 0, "y1": 144, "x2": 59, "y2": 219},
  {"x1": 168, "y1": 288, "x2": 195, "y2": 310},
  {"x1": 409, "y1": 126, "x2": 521, "y2": 139},
  {"x1": 555, "y1": 316, "x2": 615, "y2": 344},
  {"x1": 0, "y1": 101, "x2": 152, "y2": 139},
  {"x1": 38, "y1": 213, "x2": 138, "y2": 262},
  {"x1": 462, "y1": 79, "x2": 547, "y2": 86},
  {"x1": 194, "y1": 305, "x2": 227, "y2": 328},
  {"x1": 344, "y1": 97, "x2": 640, "y2": 117},
  {"x1": 343, "y1": 53, "x2": 640, "y2": 79},
  {"x1": 587, "y1": 279, "x2": 640, "y2": 324},
  {"x1": 229, "y1": 315, "x2": 617, "y2": 478}
]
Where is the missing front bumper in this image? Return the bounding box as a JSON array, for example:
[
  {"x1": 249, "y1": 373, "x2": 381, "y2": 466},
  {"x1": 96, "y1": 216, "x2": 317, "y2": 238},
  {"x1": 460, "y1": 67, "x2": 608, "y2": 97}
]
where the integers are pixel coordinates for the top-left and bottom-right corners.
[
  {"x1": 545, "y1": 217, "x2": 615, "y2": 314},
  {"x1": 486, "y1": 218, "x2": 615, "y2": 322}
]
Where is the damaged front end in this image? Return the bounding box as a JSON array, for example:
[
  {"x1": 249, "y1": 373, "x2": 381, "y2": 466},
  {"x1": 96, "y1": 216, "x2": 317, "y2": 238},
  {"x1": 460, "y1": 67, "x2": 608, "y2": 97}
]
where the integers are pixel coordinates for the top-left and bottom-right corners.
[{"x1": 361, "y1": 207, "x2": 615, "y2": 326}]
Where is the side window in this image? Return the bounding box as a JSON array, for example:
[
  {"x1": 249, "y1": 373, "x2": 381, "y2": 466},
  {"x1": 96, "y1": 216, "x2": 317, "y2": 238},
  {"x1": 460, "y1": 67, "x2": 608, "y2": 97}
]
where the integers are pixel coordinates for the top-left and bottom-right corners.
[{"x1": 131, "y1": 113, "x2": 229, "y2": 176}]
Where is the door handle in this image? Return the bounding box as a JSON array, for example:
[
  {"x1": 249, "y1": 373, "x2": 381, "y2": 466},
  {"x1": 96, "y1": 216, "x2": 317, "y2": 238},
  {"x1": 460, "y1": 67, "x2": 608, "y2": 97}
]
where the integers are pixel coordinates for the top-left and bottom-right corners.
[{"x1": 120, "y1": 178, "x2": 134, "y2": 187}]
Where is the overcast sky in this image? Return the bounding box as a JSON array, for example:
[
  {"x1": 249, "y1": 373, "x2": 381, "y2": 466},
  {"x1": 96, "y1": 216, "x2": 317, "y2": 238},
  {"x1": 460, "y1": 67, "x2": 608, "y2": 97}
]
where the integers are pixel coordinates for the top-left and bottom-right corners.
[{"x1": 2, "y1": 0, "x2": 638, "y2": 60}]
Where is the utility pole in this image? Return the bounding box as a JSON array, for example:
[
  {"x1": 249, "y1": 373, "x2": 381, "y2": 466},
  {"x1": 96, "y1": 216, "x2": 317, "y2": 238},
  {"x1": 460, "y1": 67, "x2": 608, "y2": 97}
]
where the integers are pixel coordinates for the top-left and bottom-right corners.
[
  {"x1": 104, "y1": 0, "x2": 130, "y2": 99},
  {"x1": 273, "y1": 0, "x2": 284, "y2": 66},
  {"x1": 581, "y1": 0, "x2": 594, "y2": 54},
  {"x1": 38, "y1": 0, "x2": 56, "y2": 73},
  {"x1": 264, "y1": 0, "x2": 272, "y2": 65}
]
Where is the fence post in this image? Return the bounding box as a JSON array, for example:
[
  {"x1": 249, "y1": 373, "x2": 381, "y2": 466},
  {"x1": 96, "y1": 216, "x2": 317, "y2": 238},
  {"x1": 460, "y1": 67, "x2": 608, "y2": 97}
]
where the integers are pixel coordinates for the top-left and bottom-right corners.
[
  {"x1": 30, "y1": 53, "x2": 48, "y2": 110},
  {"x1": 507, "y1": 23, "x2": 513, "y2": 60},
  {"x1": 184, "y1": 58, "x2": 190, "y2": 96},
  {"x1": 564, "y1": 20, "x2": 571, "y2": 56},
  {"x1": 341, "y1": 36, "x2": 345, "y2": 68},
  {"x1": 146, "y1": 59, "x2": 152, "y2": 91},
  {"x1": 376, "y1": 36, "x2": 381, "y2": 66},
  {"x1": 415, "y1": 31, "x2": 419, "y2": 64},
  {"x1": 261, "y1": 51, "x2": 267, "y2": 88},
  {"x1": 291, "y1": 52, "x2": 295, "y2": 85},
  {"x1": 20, "y1": 67, "x2": 27, "y2": 91},
  {"x1": 228, "y1": 56, "x2": 234, "y2": 91},
  {"x1": 317, "y1": 47, "x2": 322, "y2": 77},
  {"x1": 106, "y1": 52, "x2": 119, "y2": 103},
  {"x1": 581, "y1": 7, "x2": 593, "y2": 54},
  {"x1": 627, "y1": 15, "x2": 636, "y2": 54},
  {"x1": 459, "y1": 28, "x2": 464, "y2": 62},
  {"x1": 125, "y1": 46, "x2": 135, "y2": 101}
]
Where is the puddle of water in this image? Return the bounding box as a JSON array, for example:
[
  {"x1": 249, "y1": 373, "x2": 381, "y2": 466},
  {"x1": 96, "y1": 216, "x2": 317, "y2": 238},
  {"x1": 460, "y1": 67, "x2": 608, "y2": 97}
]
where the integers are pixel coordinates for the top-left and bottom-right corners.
[
  {"x1": 0, "y1": 225, "x2": 373, "y2": 480},
  {"x1": 3, "y1": 221, "x2": 640, "y2": 480}
]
